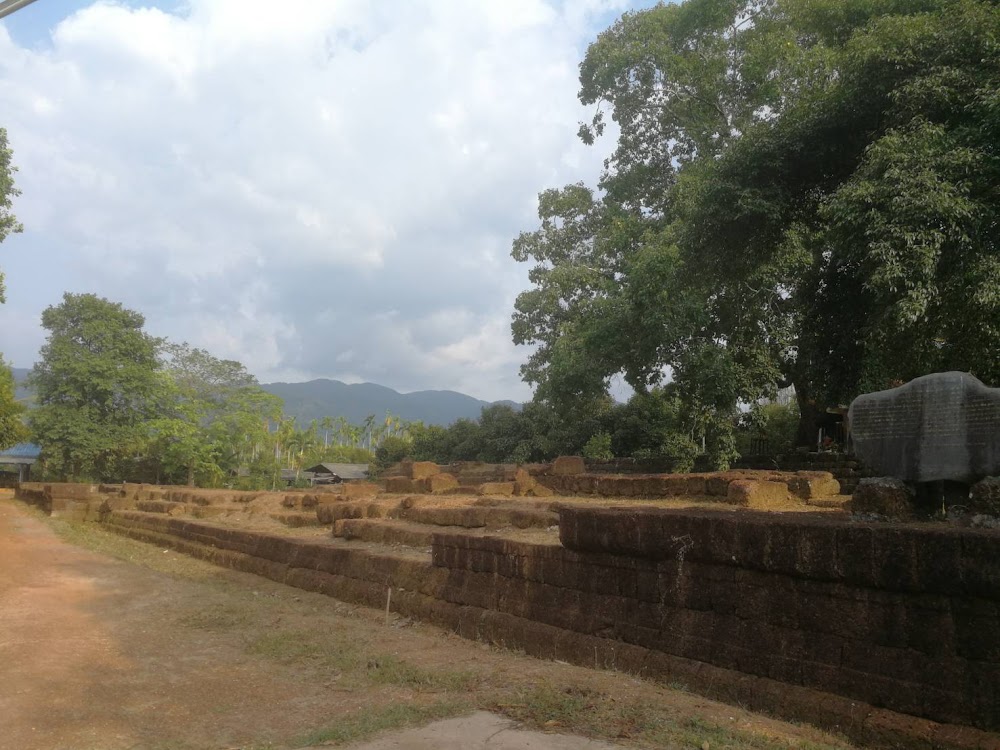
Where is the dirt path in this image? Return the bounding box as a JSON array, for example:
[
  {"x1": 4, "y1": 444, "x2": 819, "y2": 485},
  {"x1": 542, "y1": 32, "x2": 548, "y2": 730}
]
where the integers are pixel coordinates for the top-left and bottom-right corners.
[
  {"x1": 0, "y1": 495, "x2": 355, "y2": 750},
  {"x1": 0, "y1": 495, "x2": 852, "y2": 750}
]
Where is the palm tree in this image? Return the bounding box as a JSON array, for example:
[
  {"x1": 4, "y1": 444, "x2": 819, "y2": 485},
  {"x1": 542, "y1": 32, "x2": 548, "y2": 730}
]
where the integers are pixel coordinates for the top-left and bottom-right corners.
[{"x1": 362, "y1": 414, "x2": 376, "y2": 451}]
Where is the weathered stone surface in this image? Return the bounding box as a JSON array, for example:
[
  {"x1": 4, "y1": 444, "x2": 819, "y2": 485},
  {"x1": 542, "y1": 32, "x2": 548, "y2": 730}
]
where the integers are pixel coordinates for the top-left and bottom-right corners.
[
  {"x1": 477, "y1": 482, "x2": 515, "y2": 497},
  {"x1": 551, "y1": 456, "x2": 586, "y2": 476},
  {"x1": 340, "y1": 482, "x2": 380, "y2": 500},
  {"x1": 850, "y1": 372, "x2": 1000, "y2": 483},
  {"x1": 968, "y1": 477, "x2": 1000, "y2": 517},
  {"x1": 726, "y1": 480, "x2": 790, "y2": 508},
  {"x1": 787, "y1": 471, "x2": 841, "y2": 500},
  {"x1": 420, "y1": 473, "x2": 459, "y2": 494},
  {"x1": 384, "y1": 477, "x2": 415, "y2": 493},
  {"x1": 409, "y1": 462, "x2": 441, "y2": 480},
  {"x1": 528, "y1": 484, "x2": 555, "y2": 498},
  {"x1": 513, "y1": 468, "x2": 536, "y2": 496},
  {"x1": 850, "y1": 477, "x2": 915, "y2": 519}
]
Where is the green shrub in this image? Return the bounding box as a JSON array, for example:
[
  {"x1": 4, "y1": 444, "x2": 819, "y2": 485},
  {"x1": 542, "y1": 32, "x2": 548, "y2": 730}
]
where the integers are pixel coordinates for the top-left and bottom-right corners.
[{"x1": 582, "y1": 432, "x2": 613, "y2": 461}]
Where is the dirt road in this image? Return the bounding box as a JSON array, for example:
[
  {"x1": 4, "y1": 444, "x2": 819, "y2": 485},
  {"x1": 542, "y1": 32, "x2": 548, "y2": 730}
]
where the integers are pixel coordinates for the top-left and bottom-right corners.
[{"x1": 0, "y1": 496, "x2": 851, "y2": 750}]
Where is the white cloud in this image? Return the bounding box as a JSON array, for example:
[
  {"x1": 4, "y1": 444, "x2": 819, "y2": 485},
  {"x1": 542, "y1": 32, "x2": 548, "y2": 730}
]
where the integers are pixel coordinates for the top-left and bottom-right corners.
[{"x1": 0, "y1": 0, "x2": 644, "y2": 402}]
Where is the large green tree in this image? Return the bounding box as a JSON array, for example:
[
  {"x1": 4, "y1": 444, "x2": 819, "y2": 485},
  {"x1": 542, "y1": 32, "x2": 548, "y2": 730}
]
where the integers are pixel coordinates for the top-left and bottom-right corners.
[
  {"x1": 149, "y1": 343, "x2": 282, "y2": 486},
  {"x1": 0, "y1": 127, "x2": 23, "y2": 303},
  {"x1": 29, "y1": 293, "x2": 161, "y2": 481},
  {"x1": 0, "y1": 128, "x2": 25, "y2": 448},
  {"x1": 0, "y1": 355, "x2": 27, "y2": 450},
  {"x1": 513, "y1": 0, "x2": 1000, "y2": 454}
]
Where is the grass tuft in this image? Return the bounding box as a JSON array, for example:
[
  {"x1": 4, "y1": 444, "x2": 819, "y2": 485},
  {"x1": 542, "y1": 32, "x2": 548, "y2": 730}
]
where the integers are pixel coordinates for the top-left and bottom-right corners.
[{"x1": 294, "y1": 699, "x2": 471, "y2": 747}]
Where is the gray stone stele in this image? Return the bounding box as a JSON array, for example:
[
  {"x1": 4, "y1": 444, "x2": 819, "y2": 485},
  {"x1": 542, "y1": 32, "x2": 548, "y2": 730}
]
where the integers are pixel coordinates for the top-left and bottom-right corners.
[{"x1": 849, "y1": 371, "x2": 1000, "y2": 483}]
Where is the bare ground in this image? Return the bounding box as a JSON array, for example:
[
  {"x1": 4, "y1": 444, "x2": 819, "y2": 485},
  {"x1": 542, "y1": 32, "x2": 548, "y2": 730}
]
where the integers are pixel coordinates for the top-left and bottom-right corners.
[{"x1": 0, "y1": 492, "x2": 854, "y2": 750}]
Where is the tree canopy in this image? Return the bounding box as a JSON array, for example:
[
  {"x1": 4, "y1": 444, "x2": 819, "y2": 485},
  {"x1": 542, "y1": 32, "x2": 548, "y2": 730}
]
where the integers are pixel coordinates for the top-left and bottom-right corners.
[
  {"x1": 0, "y1": 354, "x2": 27, "y2": 451},
  {"x1": 28, "y1": 294, "x2": 161, "y2": 480},
  {"x1": 0, "y1": 127, "x2": 25, "y2": 449},
  {"x1": 512, "y1": 0, "x2": 1000, "y2": 457},
  {"x1": 0, "y1": 127, "x2": 22, "y2": 304},
  {"x1": 148, "y1": 342, "x2": 282, "y2": 486}
]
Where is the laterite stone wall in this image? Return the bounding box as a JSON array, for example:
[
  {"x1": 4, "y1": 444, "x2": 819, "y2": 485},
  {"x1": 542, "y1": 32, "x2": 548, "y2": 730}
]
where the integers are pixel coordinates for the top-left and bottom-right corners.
[
  {"x1": 58, "y1": 491, "x2": 1000, "y2": 746},
  {"x1": 543, "y1": 507, "x2": 998, "y2": 731}
]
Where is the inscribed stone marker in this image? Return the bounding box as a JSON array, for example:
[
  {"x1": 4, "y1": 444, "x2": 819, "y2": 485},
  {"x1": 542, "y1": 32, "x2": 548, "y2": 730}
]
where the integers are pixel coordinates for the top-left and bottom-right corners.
[{"x1": 849, "y1": 372, "x2": 1000, "y2": 483}]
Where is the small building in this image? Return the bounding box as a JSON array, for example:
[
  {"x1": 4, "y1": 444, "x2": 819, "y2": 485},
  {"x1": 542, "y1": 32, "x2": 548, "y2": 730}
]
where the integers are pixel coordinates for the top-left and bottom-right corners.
[
  {"x1": 0, "y1": 442, "x2": 41, "y2": 486},
  {"x1": 304, "y1": 463, "x2": 369, "y2": 485}
]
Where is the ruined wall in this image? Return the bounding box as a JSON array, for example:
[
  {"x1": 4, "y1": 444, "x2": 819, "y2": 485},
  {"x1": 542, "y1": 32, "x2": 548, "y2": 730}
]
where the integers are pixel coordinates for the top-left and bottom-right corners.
[
  {"x1": 14, "y1": 482, "x2": 128, "y2": 519},
  {"x1": 96, "y1": 504, "x2": 1000, "y2": 743},
  {"x1": 735, "y1": 452, "x2": 874, "y2": 495},
  {"x1": 495, "y1": 507, "x2": 999, "y2": 733}
]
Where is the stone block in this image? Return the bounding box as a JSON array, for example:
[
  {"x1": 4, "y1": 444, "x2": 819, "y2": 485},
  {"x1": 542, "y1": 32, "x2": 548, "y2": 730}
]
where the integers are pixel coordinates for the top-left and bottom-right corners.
[
  {"x1": 551, "y1": 456, "x2": 585, "y2": 476},
  {"x1": 409, "y1": 461, "x2": 441, "y2": 480},
  {"x1": 46, "y1": 483, "x2": 99, "y2": 501},
  {"x1": 477, "y1": 482, "x2": 514, "y2": 497},
  {"x1": 850, "y1": 371, "x2": 1000, "y2": 482},
  {"x1": 705, "y1": 475, "x2": 731, "y2": 496},
  {"x1": 850, "y1": 477, "x2": 915, "y2": 519},
  {"x1": 513, "y1": 468, "x2": 536, "y2": 496},
  {"x1": 788, "y1": 471, "x2": 841, "y2": 500},
  {"x1": 385, "y1": 477, "x2": 416, "y2": 493},
  {"x1": 968, "y1": 477, "x2": 1000, "y2": 517},
  {"x1": 684, "y1": 476, "x2": 707, "y2": 496},
  {"x1": 727, "y1": 480, "x2": 789, "y2": 508},
  {"x1": 340, "y1": 482, "x2": 380, "y2": 500},
  {"x1": 528, "y1": 484, "x2": 554, "y2": 498},
  {"x1": 420, "y1": 473, "x2": 459, "y2": 494}
]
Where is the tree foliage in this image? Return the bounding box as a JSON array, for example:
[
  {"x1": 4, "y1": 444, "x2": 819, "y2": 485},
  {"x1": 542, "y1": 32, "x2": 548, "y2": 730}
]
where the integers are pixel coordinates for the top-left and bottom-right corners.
[
  {"x1": 0, "y1": 127, "x2": 23, "y2": 303},
  {"x1": 29, "y1": 294, "x2": 161, "y2": 480},
  {"x1": 0, "y1": 354, "x2": 27, "y2": 451},
  {"x1": 513, "y1": 0, "x2": 1000, "y2": 454},
  {"x1": 150, "y1": 343, "x2": 282, "y2": 485}
]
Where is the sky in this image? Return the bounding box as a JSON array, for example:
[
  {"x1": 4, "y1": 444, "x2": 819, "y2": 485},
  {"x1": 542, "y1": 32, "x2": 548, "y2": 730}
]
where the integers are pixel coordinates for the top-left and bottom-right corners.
[{"x1": 0, "y1": 0, "x2": 656, "y2": 402}]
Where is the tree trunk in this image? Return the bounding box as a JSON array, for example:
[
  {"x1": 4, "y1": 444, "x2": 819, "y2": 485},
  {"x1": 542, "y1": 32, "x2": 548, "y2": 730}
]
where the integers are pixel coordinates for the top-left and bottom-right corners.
[
  {"x1": 794, "y1": 383, "x2": 821, "y2": 449},
  {"x1": 187, "y1": 463, "x2": 195, "y2": 487}
]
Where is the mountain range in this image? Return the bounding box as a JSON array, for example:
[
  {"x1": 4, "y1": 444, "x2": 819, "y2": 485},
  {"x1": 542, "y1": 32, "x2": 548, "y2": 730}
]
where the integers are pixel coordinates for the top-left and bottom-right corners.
[
  {"x1": 10, "y1": 367, "x2": 517, "y2": 426},
  {"x1": 261, "y1": 378, "x2": 518, "y2": 426}
]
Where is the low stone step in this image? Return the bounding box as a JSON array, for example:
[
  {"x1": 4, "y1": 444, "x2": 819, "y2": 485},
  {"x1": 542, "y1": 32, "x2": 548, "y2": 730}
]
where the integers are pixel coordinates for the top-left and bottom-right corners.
[
  {"x1": 806, "y1": 496, "x2": 851, "y2": 509},
  {"x1": 135, "y1": 499, "x2": 185, "y2": 515},
  {"x1": 270, "y1": 511, "x2": 321, "y2": 528},
  {"x1": 316, "y1": 499, "x2": 399, "y2": 524},
  {"x1": 333, "y1": 519, "x2": 436, "y2": 547},
  {"x1": 400, "y1": 504, "x2": 558, "y2": 529},
  {"x1": 103, "y1": 510, "x2": 437, "y2": 594},
  {"x1": 472, "y1": 497, "x2": 560, "y2": 511}
]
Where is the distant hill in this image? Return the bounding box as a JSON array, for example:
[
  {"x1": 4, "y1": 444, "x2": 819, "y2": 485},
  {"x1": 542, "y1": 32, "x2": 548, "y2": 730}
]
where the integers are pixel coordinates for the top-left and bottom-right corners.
[
  {"x1": 6, "y1": 366, "x2": 515, "y2": 425},
  {"x1": 261, "y1": 378, "x2": 519, "y2": 427},
  {"x1": 10, "y1": 367, "x2": 32, "y2": 402}
]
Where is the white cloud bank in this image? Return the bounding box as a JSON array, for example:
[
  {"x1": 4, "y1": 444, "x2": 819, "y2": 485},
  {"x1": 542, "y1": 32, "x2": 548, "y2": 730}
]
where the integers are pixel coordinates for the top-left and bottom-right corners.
[{"x1": 0, "y1": 0, "x2": 640, "y2": 401}]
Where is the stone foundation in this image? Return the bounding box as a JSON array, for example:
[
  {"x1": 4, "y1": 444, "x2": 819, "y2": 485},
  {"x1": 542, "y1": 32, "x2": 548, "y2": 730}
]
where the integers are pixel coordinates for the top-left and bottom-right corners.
[{"x1": 15, "y1": 479, "x2": 999, "y2": 747}]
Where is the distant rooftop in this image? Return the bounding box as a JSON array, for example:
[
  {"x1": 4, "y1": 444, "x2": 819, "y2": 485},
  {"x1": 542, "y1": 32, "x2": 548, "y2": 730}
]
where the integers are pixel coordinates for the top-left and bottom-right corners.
[
  {"x1": 0, "y1": 443, "x2": 41, "y2": 464},
  {"x1": 305, "y1": 463, "x2": 369, "y2": 480}
]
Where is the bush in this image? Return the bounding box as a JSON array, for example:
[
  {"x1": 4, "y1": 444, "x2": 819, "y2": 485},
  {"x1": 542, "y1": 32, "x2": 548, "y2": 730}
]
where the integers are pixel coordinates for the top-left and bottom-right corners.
[
  {"x1": 375, "y1": 436, "x2": 411, "y2": 470},
  {"x1": 736, "y1": 401, "x2": 799, "y2": 458},
  {"x1": 582, "y1": 432, "x2": 613, "y2": 461},
  {"x1": 633, "y1": 432, "x2": 700, "y2": 473}
]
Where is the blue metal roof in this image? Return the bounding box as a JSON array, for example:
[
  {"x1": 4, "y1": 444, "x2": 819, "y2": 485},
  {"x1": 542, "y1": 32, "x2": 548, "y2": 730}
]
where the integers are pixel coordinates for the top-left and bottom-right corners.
[{"x1": 0, "y1": 442, "x2": 41, "y2": 459}]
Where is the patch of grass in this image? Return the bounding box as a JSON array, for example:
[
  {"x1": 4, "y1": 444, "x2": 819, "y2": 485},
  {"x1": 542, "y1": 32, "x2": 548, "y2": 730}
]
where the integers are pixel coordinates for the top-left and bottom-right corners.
[
  {"x1": 245, "y1": 628, "x2": 478, "y2": 694},
  {"x1": 176, "y1": 605, "x2": 250, "y2": 632},
  {"x1": 489, "y1": 682, "x2": 848, "y2": 750},
  {"x1": 247, "y1": 630, "x2": 328, "y2": 662},
  {"x1": 43, "y1": 515, "x2": 223, "y2": 582},
  {"x1": 294, "y1": 699, "x2": 471, "y2": 747},
  {"x1": 364, "y1": 653, "x2": 479, "y2": 692}
]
